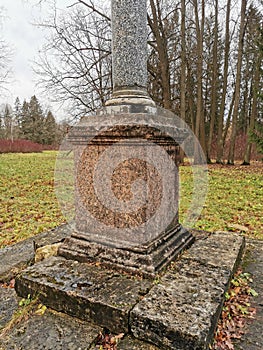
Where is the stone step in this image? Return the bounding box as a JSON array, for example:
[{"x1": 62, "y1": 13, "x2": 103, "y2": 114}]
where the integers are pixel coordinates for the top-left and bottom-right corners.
[
  {"x1": 0, "y1": 225, "x2": 71, "y2": 282},
  {"x1": 15, "y1": 232, "x2": 245, "y2": 349},
  {"x1": 15, "y1": 256, "x2": 152, "y2": 334},
  {"x1": 130, "y1": 232, "x2": 245, "y2": 349}
]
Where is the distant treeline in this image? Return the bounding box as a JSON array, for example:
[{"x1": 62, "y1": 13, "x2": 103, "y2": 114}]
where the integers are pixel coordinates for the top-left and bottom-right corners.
[{"x1": 0, "y1": 96, "x2": 69, "y2": 146}]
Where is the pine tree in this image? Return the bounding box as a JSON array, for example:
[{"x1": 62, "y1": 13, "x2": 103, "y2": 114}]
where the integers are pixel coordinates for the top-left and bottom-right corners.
[
  {"x1": 44, "y1": 110, "x2": 57, "y2": 145},
  {"x1": 21, "y1": 96, "x2": 45, "y2": 144},
  {"x1": 13, "y1": 97, "x2": 22, "y2": 139},
  {"x1": 2, "y1": 104, "x2": 13, "y2": 140},
  {"x1": 21, "y1": 100, "x2": 31, "y2": 140}
]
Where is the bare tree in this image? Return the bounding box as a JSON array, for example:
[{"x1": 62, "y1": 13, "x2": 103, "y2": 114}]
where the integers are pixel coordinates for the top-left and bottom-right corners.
[
  {"x1": 192, "y1": 0, "x2": 206, "y2": 156},
  {"x1": 34, "y1": 1, "x2": 111, "y2": 118},
  {"x1": 227, "y1": 0, "x2": 247, "y2": 164},
  {"x1": 0, "y1": 9, "x2": 12, "y2": 93},
  {"x1": 147, "y1": 0, "x2": 180, "y2": 111},
  {"x1": 242, "y1": 5, "x2": 263, "y2": 164},
  {"x1": 207, "y1": 0, "x2": 219, "y2": 162},
  {"x1": 31, "y1": 0, "x2": 262, "y2": 166},
  {"x1": 216, "y1": 0, "x2": 231, "y2": 164},
  {"x1": 180, "y1": 0, "x2": 186, "y2": 122}
]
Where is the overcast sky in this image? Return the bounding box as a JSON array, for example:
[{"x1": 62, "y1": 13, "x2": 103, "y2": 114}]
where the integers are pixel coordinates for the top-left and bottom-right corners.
[{"x1": 0, "y1": 0, "x2": 72, "y2": 119}]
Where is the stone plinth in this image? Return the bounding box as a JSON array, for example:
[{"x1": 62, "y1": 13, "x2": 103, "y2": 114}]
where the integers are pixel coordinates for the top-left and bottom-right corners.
[
  {"x1": 58, "y1": 107, "x2": 194, "y2": 277},
  {"x1": 130, "y1": 232, "x2": 245, "y2": 349},
  {"x1": 15, "y1": 232, "x2": 245, "y2": 349},
  {"x1": 15, "y1": 256, "x2": 152, "y2": 333}
]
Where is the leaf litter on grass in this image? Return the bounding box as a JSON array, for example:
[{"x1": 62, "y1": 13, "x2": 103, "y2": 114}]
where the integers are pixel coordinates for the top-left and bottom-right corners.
[
  {"x1": 180, "y1": 161, "x2": 263, "y2": 239},
  {"x1": 211, "y1": 269, "x2": 258, "y2": 350},
  {"x1": 0, "y1": 151, "x2": 65, "y2": 248},
  {"x1": 0, "y1": 153, "x2": 262, "y2": 348}
]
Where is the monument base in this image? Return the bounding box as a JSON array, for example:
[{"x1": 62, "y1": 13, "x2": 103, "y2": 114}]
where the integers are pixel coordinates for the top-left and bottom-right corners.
[
  {"x1": 15, "y1": 231, "x2": 245, "y2": 349},
  {"x1": 58, "y1": 225, "x2": 194, "y2": 278}
]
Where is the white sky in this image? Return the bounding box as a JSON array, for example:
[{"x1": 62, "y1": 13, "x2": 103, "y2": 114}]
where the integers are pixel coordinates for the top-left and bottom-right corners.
[{"x1": 0, "y1": 0, "x2": 72, "y2": 120}]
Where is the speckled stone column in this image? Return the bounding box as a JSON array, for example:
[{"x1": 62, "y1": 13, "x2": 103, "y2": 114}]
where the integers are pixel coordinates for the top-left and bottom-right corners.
[{"x1": 106, "y1": 0, "x2": 155, "y2": 106}]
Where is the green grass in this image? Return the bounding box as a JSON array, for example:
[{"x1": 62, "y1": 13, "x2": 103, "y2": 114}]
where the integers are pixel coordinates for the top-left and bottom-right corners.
[
  {"x1": 0, "y1": 151, "x2": 65, "y2": 247},
  {"x1": 0, "y1": 152, "x2": 262, "y2": 248},
  {"x1": 180, "y1": 162, "x2": 263, "y2": 238}
]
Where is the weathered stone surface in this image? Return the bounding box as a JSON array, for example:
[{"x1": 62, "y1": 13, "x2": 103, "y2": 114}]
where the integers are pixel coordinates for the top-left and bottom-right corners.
[
  {"x1": 130, "y1": 233, "x2": 245, "y2": 350},
  {"x1": 35, "y1": 243, "x2": 62, "y2": 263},
  {"x1": 59, "y1": 226, "x2": 194, "y2": 278},
  {"x1": 1, "y1": 232, "x2": 261, "y2": 349},
  {"x1": 71, "y1": 124, "x2": 182, "y2": 245},
  {"x1": 58, "y1": 109, "x2": 193, "y2": 277},
  {"x1": 0, "y1": 225, "x2": 70, "y2": 282},
  {"x1": 0, "y1": 287, "x2": 18, "y2": 329},
  {"x1": 106, "y1": 0, "x2": 154, "y2": 105},
  {"x1": 111, "y1": 0, "x2": 148, "y2": 90},
  {"x1": 119, "y1": 335, "x2": 160, "y2": 349},
  {"x1": 183, "y1": 231, "x2": 245, "y2": 271},
  {"x1": 15, "y1": 256, "x2": 152, "y2": 333},
  {"x1": 13, "y1": 231, "x2": 245, "y2": 349},
  {"x1": 0, "y1": 308, "x2": 101, "y2": 350}
]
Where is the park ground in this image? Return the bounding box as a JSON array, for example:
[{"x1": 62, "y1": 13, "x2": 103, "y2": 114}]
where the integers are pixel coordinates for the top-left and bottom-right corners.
[
  {"x1": 0, "y1": 151, "x2": 262, "y2": 249},
  {"x1": 0, "y1": 150, "x2": 262, "y2": 349}
]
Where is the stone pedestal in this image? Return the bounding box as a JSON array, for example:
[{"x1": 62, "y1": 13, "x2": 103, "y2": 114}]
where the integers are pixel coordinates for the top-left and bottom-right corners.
[
  {"x1": 55, "y1": 0, "x2": 194, "y2": 277},
  {"x1": 58, "y1": 106, "x2": 194, "y2": 277}
]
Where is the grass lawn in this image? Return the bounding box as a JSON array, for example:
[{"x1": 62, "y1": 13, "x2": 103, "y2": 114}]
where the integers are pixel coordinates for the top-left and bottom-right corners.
[
  {"x1": 0, "y1": 151, "x2": 262, "y2": 248},
  {"x1": 0, "y1": 151, "x2": 65, "y2": 248},
  {"x1": 179, "y1": 162, "x2": 262, "y2": 238}
]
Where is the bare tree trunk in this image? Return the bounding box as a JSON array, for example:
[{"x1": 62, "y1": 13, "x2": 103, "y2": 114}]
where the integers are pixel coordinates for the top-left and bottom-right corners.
[
  {"x1": 243, "y1": 54, "x2": 261, "y2": 165},
  {"x1": 217, "y1": 0, "x2": 231, "y2": 163},
  {"x1": 180, "y1": 0, "x2": 186, "y2": 123},
  {"x1": 228, "y1": 0, "x2": 247, "y2": 165},
  {"x1": 186, "y1": 61, "x2": 196, "y2": 130},
  {"x1": 148, "y1": 0, "x2": 172, "y2": 110},
  {"x1": 193, "y1": 0, "x2": 206, "y2": 159},
  {"x1": 179, "y1": 0, "x2": 187, "y2": 163},
  {"x1": 207, "y1": 0, "x2": 219, "y2": 163},
  {"x1": 223, "y1": 89, "x2": 235, "y2": 146}
]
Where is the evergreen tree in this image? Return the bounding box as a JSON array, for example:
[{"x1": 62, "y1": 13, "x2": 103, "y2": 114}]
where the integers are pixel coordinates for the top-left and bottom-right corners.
[
  {"x1": 13, "y1": 97, "x2": 22, "y2": 139},
  {"x1": 2, "y1": 104, "x2": 13, "y2": 140},
  {"x1": 21, "y1": 100, "x2": 31, "y2": 140},
  {"x1": 44, "y1": 110, "x2": 57, "y2": 145},
  {"x1": 21, "y1": 96, "x2": 45, "y2": 144}
]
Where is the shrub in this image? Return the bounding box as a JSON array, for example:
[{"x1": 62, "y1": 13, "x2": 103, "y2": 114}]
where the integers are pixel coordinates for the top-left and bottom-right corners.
[
  {"x1": 0, "y1": 139, "x2": 44, "y2": 153},
  {"x1": 210, "y1": 133, "x2": 262, "y2": 161}
]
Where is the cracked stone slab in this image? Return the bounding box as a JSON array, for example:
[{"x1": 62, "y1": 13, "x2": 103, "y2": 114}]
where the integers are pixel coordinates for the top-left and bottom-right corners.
[
  {"x1": 0, "y1": 225, "x2": 71, "y2": 282},
  {"x1": 119, "y1": 335, "x2": 160, "y2": 349},
  {"x1": 183, "y1": 231, "x2": 245, "y2": 270},
  {"x1": 0, "y1": 308, "x2": 101, "y2": 350},
  {"x1": 130, "y1": 233, "x2": 245, "y2": 350},
  {"x1": 15, "y1": 256, "x2": 152, "y2": 333},
  {"x1": 0, "y1": 287, "x2": 18, "y2": 329}
]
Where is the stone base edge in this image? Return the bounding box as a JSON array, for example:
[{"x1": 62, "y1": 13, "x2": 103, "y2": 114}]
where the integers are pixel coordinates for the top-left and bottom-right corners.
[
  {"x1": 14, "y1": 231, "x2": 245, "y2": 349},
  {"x1": 58, "y1": 227, "x2": 194, "y2": 278}
]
